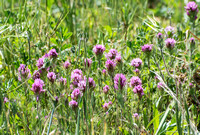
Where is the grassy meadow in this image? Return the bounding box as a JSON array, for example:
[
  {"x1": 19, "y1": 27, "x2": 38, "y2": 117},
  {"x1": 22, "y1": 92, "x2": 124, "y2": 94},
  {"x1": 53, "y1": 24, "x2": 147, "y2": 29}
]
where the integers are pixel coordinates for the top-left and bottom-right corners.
[{"x1": 0, "y1": 0, "x2": 200, "y2": 134}]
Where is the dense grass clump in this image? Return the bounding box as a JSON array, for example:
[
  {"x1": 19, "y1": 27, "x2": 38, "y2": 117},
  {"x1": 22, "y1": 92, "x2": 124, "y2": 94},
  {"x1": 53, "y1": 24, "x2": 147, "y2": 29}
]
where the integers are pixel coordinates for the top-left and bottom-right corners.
[{"x1": 0, "y1": 0, "x2": 200, "y2": 134}]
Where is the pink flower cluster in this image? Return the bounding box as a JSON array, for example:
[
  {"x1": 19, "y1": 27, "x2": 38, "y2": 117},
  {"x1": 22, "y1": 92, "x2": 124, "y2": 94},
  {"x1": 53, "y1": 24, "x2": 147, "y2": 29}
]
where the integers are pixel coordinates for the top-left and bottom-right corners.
[
  {"x1": 103, "y1": 101, "x2": 112, "y2": 110},
  {"x1": 103, "y1": 85, "x2": 109, "y2": 94},
  {"x1": 130, "y1": 76, "x2": 144, "y2": 96},
  {"x1": 185, "y1": 1, "x2": 198, "y2": 20},
  {"x1": 141, "y1": 44, "x2": 152, "y2": 53},
  {"x1": 131, "y1": 58, "x2": 142, "y2": 68},
  {"x1": 31, "y1": 79, "x2": 45, "y2": 94},
  {"x1": 18, "y1": 64, "x2": 31, "y2": 81},
  {"x1": 114, "y1": 73, "x2": 127, "y2": 90},
  {"x1": 93, "y1": 44, "x2": 105, "y2": 58},
  {"x1": 165, "y1": 38, "x2": 176, "y2": 49},
  {"x1": 47, "y1": 72, "x2": 56, "y2": 83},
  {"x1": 105, "y1": 59, "x2": 116, "y2": 74}
]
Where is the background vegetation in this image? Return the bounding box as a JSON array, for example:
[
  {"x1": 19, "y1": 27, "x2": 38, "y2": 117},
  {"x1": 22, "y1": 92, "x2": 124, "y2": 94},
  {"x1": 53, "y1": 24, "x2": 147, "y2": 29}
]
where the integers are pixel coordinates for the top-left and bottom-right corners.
[{"x1": 0, "y1": 0, "x2": 200, "y2": 134}]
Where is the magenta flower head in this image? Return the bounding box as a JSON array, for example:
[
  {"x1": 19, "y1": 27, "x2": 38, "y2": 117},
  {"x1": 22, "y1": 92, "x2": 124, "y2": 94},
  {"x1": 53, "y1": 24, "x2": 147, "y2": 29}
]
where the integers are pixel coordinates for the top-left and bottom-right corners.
[
  {"x1": 131, "y1": 58, "x2": 142, "y2": 68},
  {"x1": 71, "y1": 74, "x2": 83, "y2": 87},
  {"x1": 130, "y1": 76, "x2": 142, "y2": 87},
  {"x1": 106, "y1": 49, "x2": 118, "y2": 59},
  {"x1": 47, "y1": 72, "x2": 56, "y2": 83},
  {"x1": 157, "y1": 82, "x2": 164, "y2": 89},
  {"x1": 141, "y1": 44, "x2": 153, "y2": 53},
  {"x1": 71, "y1": 69, "x2": 83, "y2": 87},
  {"x1": 59, "y1": 77, "x2": 67, "y2": 86},
  {"x1": 18, "y1": 64, "x2": 31, "y2": 81},
  {"x1": 165, "y1": 26, "x2": 175, "y2": 37},
  {"x1": 78, "y1": 80, "x2": 86, "y2": 92},
  {"x1": 114, "y1": 73, "x2": 127, "y2": 90},
  {"x1": 105, "y1": 59, "x2": 116, "y2": 75},
  {"x1": 36, "y1": 58, "x2": 44, "y2": 69},
  {"x1": 108, "y1": 101, "x2": 112, "y2": 105},
  {"x1": 133, "y1": 113, "x2": 139, "y2": 119},
  {"x1": 71, "y1": 88, "x2": 82, "y2": 100},
  {"x1": 133, "y1": 85, "x2": 144, "y2": 96},
  {"x1": 31, "y1": 79, "x2": 45, "y2": 94},
  {"x1": 88, "y1": 77, "x2": 96, "y2": 89},
  {"x1": 69, "y1": 100, "x2": 78, "y2": 109},
  {"x1": 103, "y1": 85, "x2": 110, "y2": 94},
  {"x1": 185, "y1": 2, "x2": 198, "y2": 20},
  {"x1": 84, "y1": 58, "x2": 92, "y2": 68},
  {"x1": 115, "y1": 54, "x2": 122, "y2": 64},
  {"x1": 72, "y1": 69, "x2": 83, "y2": 76},
  {"x1": 190, "y1": 37, "x2": 195, "y2": 45},
  {"x1": 103, "y1": 102, "x2": 109, "y2": 110},
  {"x1": 48, "y1": 49, "x2": 58, "y2": 59},
  {"x1": 189, "y1": 82, "x2": 193, "y2": 88},
  {"x1": 93, "y1": 44, "x2": 105, "y2": 59},
  {"x1": 157, "y1": 33, "x2": 163, "y2": 39},
  {"x1": 33, "y1": 70, "x2": 40, "y2": 80},
  {"x1": 165, "y1": 38, "x2": 176, "y2": 50},
  {"x1": 4, "y1": 97, "x2": 9, "y2": 104},
  {"x1": 102, "y1": 69, "x2": 106, "y2": 75},
  {"x1": 64, "y1": 61, "x2": 71, "y2": 69},
  {"x1": 134, "y1": 68, "x2": 140, "y2": 74}
]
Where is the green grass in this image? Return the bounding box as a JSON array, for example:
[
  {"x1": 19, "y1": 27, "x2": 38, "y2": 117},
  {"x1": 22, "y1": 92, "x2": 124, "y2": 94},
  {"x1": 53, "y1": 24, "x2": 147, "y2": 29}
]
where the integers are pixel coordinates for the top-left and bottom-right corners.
[{"x1": 0, "y1": 0, "x2": 200, "y2": 134}]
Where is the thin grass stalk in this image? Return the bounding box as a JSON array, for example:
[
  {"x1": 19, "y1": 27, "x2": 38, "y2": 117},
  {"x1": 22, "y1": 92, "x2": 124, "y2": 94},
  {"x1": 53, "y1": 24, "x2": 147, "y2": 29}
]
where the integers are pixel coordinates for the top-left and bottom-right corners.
[{"x1": 47, "y1": 107, "x2": 55, "y2": 135}]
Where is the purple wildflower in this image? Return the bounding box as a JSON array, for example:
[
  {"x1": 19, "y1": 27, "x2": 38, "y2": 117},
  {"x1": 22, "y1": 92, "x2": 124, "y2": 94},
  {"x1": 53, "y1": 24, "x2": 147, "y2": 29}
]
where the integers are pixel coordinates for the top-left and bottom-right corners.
[
  {"x1": 102, "y1": 69, "x2": 106, "y2": 75},
  {"x1": 72, "y1": 69, "x2": 83, "y2": 76},
  {"x1": 105, "y1": 59, "x2": 116, "y2": 74},
  {"x1": 103, "y1": 102, "x2": 109, "y2": 110},
  {"x1": 59, "y1": 77, "x2": 67, "y2": 86},
  {"x1": 64, "y1": 61, "x2": 71, "y2": 69},
  {"x1": 185, "y1": 2, "x2": 198, "y2": 20},
  {"x1": 71, "y1": 74, "x2": 83, "y2": 87},
  {"x1": 18, "y1": 64, "x2": 31, "y2": 81},
  {"x1": 84, "y1": 58, "x2": 92, "y2": 68},
  {"x1": 36, "y1": 58, "x2": 44, "y2": 68},
  {"x1": 130, "y1": 76, "x2": 142, "y2": 87},
  {"x1": 69, "y1": 100, "x2": 78, "y2": 108},
  {"x1": 141, "y1": 44, "x2": 152, "y2": 53},
  {"x1": 157, "y1": 82, "x2": 164, "y2": 89},
  {"x1": 190, "y1": 37, "x2": 195, "y2": 45},
  {"x1": 108, "y1": 101, "x2": 112, "y2": 105},
  {"x1": 71, "y1": 88, "x2": 82, "y2": 100},
  {"x1": 114, "y1": 73, "x2": 127, "y2": 90},
  {"x1": 93, "y1": 44, "x2": 105, "y2": 58},
  {"x1": 134, "y1": 68, "x2": 140, "y2": 74},
  {"x1": 157, "y1": 33, "x2": 163, "y2": 39},
  {"x1": 31, "y1": 79, "x2": 45, "y2": 94},
  {"x1": 71, "y1": 69, "x2": 83, "y2": 87},
  {"x1": 48, "y1": 49, "x2": 58, "y2": 58},
  {"x1": 33, "y1": 70, "x2": 40, "y2": 80},
  {"x1": 42, "y1": 53, "x2": 49, "y2": 58},
  {"x1": 88, "y1": 77, "x2": 96, "y2": 89},
  {"x1": 47, "y1": 72, "x2": 56, "y2": 83},
  {"x1": 131, "y1": 58, "x2": 142, "y2": 68},
  {"x1": 165, "y1": 26, "x2": 175, "y2": 37},
  {"x1": 55, "y1": 96, "x2": 59, "y2": 103},
  {"x1": 133, "y1": 85, "x2": 144, "y2": 96},
  {"x1": 133, "y1": 113, "x2": 139, "y2": 119},
  {"x1": 189, "y1": 82, "x2": 193, "y2": 88},
  {"x1": 165, "y1": 38, "x2": 176, "y2": 49},
  {"x1": 106, "y1": 49, "x2": 118, "y2": 59},
  {"x1": 4, "y1": 97, "x2": 9, "y2": 104},
  {"x1": 103, "y1": 85, "x2": 110, "y2": 94},
  {"x1": 115, "y1": 54, "x2": 122, "y2": 64},
  {"x1": 78, "y1": 80, "x2": 86, "y2": 92}
]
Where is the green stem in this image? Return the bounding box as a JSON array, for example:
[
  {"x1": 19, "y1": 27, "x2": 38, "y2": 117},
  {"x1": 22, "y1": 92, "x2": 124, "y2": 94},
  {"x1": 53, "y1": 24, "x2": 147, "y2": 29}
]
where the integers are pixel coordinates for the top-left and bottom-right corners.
[{"x1": 47, "y1": 107, "x2": 55, "y2": 135}]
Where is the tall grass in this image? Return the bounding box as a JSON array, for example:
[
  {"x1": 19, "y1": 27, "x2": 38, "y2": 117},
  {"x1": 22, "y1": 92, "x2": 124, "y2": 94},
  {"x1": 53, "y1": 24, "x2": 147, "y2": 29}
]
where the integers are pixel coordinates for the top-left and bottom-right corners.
[{"x1": 0, "y1": 0, "x2": 200, "y2": 134}]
